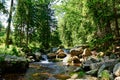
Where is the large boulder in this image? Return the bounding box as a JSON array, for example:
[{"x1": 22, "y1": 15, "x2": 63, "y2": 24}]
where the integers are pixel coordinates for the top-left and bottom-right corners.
[
  {"x1": 113, "y1": 63, "x2": 120, "y2": 77},
  {"x1": 70, "y1": 47, "x2": 83, "y2": 57},
  {"x1": 0, "y1": 55, "x2": 29, "y2": 73}
]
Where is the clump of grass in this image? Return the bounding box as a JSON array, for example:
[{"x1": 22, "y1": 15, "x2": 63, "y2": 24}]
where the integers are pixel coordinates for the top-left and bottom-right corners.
[
  {"x1": 100, "y1": 70, "x2": 110, "y2": 80},
  {"x1": 78, "y1": 71, "x2": 86, "y2": 78}
]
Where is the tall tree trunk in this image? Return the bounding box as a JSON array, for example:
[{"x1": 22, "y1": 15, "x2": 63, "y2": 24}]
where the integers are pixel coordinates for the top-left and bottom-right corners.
[
  {"x1": 26, "y1": 20, "x2": 29, "y2": 47},
  {"x1": 113, "y1": 0, "x2": 119, "y2": 37},
  {"x1": 5, "y1": 0, "x2": 13, "y2": 48},
  {"x1": 104, "y1": 20, "x2": 112, "y2": 49}
]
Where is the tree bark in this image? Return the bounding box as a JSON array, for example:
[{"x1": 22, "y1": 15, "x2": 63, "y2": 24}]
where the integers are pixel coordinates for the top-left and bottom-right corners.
[{"x1": 5, "y1": 0, "x2": 13, "y2": 48}]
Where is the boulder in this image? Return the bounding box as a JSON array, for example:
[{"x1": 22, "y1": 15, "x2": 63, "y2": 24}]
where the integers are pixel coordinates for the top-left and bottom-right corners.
[
  {"x1": 70, "y1": 47, "x2": 83, "y2": 57},
  {"x1": 72, "y1": 56, "x2": 81, "y2": 63},
  {"x1": 57, "y1": 52, "x2": 67, "y2": 58},
  {"x1": 113, "y1": 63, "x2": 120, "y2": 77},
  {"x1": 34, "y1": 52, "x2": 42, "y2": 61},
  {"x1": 56, "y1": 49, "x2": 64, "y2": 54},
  {"x1": 82, "y1": 48, "x2": 92, "y2": 58},
  {"x1": 114, "y1": 77, "x2": 120, "y2": 80},
  {"x1": 47, "y1": 53, "x2": 56, "y2": 59},
  {"x1": 63, "y1": 54, "x2": 72, "y2": 65}
]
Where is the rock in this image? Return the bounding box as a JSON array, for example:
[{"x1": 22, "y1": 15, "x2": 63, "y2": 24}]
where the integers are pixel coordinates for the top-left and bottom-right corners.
[
  {"x1": 85, "y1": 75, "x2": 98, "y2": 80},
  {"x1": 34, "y1": 52, "x2": 41, "y2": 61},
  {"x1": 87, "y1": 56, "x2": 99, "y2": 63},
  {"x1": 98, "y1": 64, "x2": 106, "y2": 77},
  {"x1": 113, "y1": 63, "x2": 120, "y2": 77},
  {"x1": 89, "y1": 59, "x2": 119, "y2": 70},
  {"x1": 73, "y1": 67, "x2": 82, "y2": 72},
  {"x1": 48, "y1": 77, "x2": 56, "y2": 80},
  {"x1": 86, "y1": 69, "x2": 98, "y2": 75},
  {"x1": 47, "y1": 53, "x2": 56, "y2": 59},
  {"x1": 114, "y1": 77, "x2": 120, "y2": 80},
  {"x1": 56, "y1": 49, "x2": 64, "y2": 54},
  {"x1": 72, "y1": 56, "x2": 81, "y2": 63},
  {"x1": 53, "y1": 74, "x2": 70, "y2": 79},
  {"x1": 91, "y1": 51, "x2": 98, "y2": 56},
  {"x1": 97, "y1": 52, "x2": 105, "y2": 57},
  {"x1": 63, "y1": 54, "x2": 72, "y2": 65},
  {"x1": 71, "y1": 73, "x2": 78, "y2": 79},
  {"x1": 57, "y1": 52, "x2": 66, "y2": 58},
  {"x1": 70, "y1": 47, "x2": 83, "y2": 57},
  {"x1": 82, "y1": 48, "x2": 92, "y2": 58}
]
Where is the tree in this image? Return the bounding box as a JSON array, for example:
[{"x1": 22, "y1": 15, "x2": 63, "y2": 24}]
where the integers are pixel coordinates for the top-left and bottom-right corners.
[
  {"x1": 13, "y1": 0, "x2": 58, "y2": 49},
  {"x1": 5, "y1": 0, "x2": 13, "y2": 48}
]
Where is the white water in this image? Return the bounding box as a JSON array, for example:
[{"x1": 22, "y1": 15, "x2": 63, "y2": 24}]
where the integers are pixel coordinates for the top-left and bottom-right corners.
[{"x1": 40, "y1": 55, "x2": 52, "y2": 64}]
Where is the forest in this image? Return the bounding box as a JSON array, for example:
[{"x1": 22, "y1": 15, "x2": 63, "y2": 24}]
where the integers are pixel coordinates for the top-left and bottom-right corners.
[{"x1": 0, "y1": 0, "x2": 120, "y2": 80}]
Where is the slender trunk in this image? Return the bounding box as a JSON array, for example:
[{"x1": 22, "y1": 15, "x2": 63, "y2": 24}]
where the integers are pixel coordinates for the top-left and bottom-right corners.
[
  {"x1": 5, "y1": 0, "x2": 13, "y2": 48},
  {"x1": 113, "y1": 0, "x2": 119, "y2": 37},
  {"x1": 104, "y1": 20, "x2": 112, "y2": 49},
  {"x1": 20, "y1": 26, "x2": 22, "y2": 47},
  {"x1": 26, "y1": 20, "x2": 29, "y2": 47}
]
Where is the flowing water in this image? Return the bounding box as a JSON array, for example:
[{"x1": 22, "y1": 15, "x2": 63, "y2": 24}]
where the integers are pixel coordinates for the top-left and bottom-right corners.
[{"x1": 1, "y1": 54, "x2": 76, "y2": 80}]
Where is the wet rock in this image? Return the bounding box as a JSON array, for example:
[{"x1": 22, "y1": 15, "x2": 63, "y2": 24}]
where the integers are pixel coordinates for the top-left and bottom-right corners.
[
  {"x1": 57, "y1": 52, "x2": 66, "y2": 58},
  {"x1": 47, "y1": 53, "x2": 56, "y2": 59},
  {"x1": 70, "y1": 47, "x2": 83, "y2": 57},
  {"x1": 113, "y1": 63, "x2": 120, "y2": 77}
]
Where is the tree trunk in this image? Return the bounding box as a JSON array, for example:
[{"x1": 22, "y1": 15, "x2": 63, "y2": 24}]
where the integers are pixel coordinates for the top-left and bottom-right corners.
[
  {"x1": 26, "y1": 20, "x2": 29, "y2": 47},
  {"x1": 113, "y1": 0, "x2": 119, "y2": 37},
  {"x1": 5, "y1": 0, "x2": 13, "y2": 48}
]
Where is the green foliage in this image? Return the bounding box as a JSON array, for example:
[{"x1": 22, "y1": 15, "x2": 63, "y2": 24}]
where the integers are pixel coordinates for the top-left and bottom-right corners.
[
  {"x1": 100, "y1": 70, "x2": 110, "y2": 80},
  {"x1": 0, "y1": 45, "x2": 25, "y2": 56},
  {"x1": 0, "y1": 54, "x2": 5, "y2": 61},
  {"x1": 78, "y1": 71, "x2": 86, "y2": 78},
  {"x1": 13, "y1": 0, "x2": 58, "y2": 49},
  {"x1": 11, "y1": 47, "x2": 18, "y2": 56},
  {"x1": 53, "y1": 0, "x2": 117, "y2": 51}
]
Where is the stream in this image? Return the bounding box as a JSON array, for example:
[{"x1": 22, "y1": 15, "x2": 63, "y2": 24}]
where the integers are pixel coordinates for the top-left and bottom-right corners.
[{"x1": 1, "y1": 55, "x2": 78, "y2": 80}]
